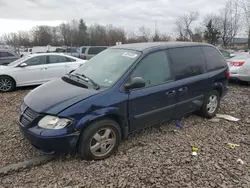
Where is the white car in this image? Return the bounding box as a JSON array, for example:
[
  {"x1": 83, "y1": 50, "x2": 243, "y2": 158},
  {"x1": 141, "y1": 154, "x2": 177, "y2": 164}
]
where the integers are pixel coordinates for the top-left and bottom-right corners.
[
  {"x1": 0, "y1": 53, "x2": 86, "y2": 92},
  {"x1": 227, "y1": 54, "x2": 250, "y2": 83}
]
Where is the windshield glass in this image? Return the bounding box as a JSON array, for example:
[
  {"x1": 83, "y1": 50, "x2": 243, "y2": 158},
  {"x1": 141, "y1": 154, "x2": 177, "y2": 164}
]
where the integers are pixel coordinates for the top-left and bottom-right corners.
[
  {"x1": 8, "y1": 56, "x2": 30, "y2": 66},
  {"x1": 72, "y1": 48, "x2": 141, "y2": 88}
]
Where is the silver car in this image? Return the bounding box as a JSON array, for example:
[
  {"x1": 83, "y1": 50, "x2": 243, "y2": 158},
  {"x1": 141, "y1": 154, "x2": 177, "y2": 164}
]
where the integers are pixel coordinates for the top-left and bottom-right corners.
[
  {"x1": 227, "y1": 54, "x2": 250, "y2": 82},
  {"x1": 0, "y1": 49, "x2": 20, "y2": 65}
]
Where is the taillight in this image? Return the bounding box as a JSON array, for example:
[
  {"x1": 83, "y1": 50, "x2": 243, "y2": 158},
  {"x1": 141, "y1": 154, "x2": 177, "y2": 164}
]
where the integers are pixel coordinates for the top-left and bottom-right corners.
[
  {"x1": 226, "y1": 70, "x2": 230, "y2": 80},
  {"x1": 83, "y1": 56, "x2": 86, "y2": 60},
  {"x1": 230, "y1": 62, "x2": 245, "y2": 66}
]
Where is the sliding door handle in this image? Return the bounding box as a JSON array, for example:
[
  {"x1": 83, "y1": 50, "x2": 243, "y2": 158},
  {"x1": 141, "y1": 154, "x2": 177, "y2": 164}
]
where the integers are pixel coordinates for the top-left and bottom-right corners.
[
  {"x1": 178, "y1": 87, "x2": 187, "y2": 92},
  {"x1": 165, "y1": 90, "x2": 176, "y2": 96}
]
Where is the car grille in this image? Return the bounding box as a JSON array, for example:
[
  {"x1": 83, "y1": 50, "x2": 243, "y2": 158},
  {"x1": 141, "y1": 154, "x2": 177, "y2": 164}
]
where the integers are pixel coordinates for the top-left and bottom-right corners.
[{"x1": 20, "y1": 103, "x2": 40, "y2": 127}]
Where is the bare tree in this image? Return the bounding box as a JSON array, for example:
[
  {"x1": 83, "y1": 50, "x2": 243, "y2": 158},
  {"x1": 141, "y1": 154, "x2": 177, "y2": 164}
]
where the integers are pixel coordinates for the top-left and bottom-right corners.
[
  {"x1": 137, "y1": 26, "x2": 151, "y2": 42},
  {"x1": 242, "y1": 0, "x2": 250, "y2": 48},
  {"x1": 218, "y1": 0, "x2": 241, "y2": 47},
  {"x1": 59, "y1": 23, "x2": 71, "y2": 46},
  {"x1": 175, "y1": 11, "x2": 200, "y2": 41}
]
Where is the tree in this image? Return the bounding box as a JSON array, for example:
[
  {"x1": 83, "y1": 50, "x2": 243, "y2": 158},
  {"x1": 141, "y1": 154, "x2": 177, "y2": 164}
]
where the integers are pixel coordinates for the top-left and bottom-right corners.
[
  {"x1": 78, "y1": 19, "x2": 87, "y2": 46},
  {"x1": 175, "y1": 11, "x2": 200, "y2": 41},
  {"x1": 204, "y1": 20, "x2": 220, "y2": 44},
  {"x1": 152, "y1": 31, "x2": 161, "y2": 42},
  {"x1": 88, "y1": 24, "x2": 108, "y2": 46},
  {"x1": 218, "y1": 0, "x2": 241, "y2": 47},
  {"x1": 242, "y1": 0, "x2": 250, "y2": 48},
  {"x1": 59, "y1": 23, "x2": 71, "y2": 46},
  {"x1": 106, "y1": 25, "x2": 126, "y2": 45},
  {"x1": 153, "y1": 31, "x2": 171, "y2": 42},
  {"x1": 31, "y1": 26, "x2": 53, "y2": 46}
]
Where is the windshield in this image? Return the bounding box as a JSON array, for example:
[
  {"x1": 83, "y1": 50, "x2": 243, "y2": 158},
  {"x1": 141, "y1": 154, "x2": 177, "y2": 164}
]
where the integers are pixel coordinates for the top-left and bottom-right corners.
[
  {"x1": 71, "y1": 48, "x2": 141, "y2": 88},
  {"x1": 8, "y1": 56, "x2": 30, "y2": 66}
]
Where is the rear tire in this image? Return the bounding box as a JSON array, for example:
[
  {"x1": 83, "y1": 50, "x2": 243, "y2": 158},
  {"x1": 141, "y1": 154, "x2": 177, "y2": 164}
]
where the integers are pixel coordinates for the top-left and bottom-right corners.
[
  {"x1": 77, "y1": 119, "x2": 121, "y2": 160},
  {"x1": 0, "y1": 76, "x2": 16, "y2": 92},
  {"x1": 199, "y1": 90, "x2": 220, "y2": 118}
]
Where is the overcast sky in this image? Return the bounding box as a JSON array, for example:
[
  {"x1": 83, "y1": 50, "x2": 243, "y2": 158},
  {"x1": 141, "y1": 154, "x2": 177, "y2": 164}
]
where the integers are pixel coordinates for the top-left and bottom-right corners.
[{"x1": 0, "y1": 0, "x2": 230, "y2": 37}]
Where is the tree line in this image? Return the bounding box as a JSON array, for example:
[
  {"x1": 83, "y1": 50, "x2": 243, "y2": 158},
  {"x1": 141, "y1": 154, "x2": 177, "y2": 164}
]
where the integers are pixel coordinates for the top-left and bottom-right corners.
[{"x1": 1, "y1": 0, "x2": 250, "y2": 48}]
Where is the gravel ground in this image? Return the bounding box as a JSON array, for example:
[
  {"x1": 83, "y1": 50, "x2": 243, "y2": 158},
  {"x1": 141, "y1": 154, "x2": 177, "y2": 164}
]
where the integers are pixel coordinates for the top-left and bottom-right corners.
[{"x1": 1, "y1": 83, "x2": 250, "y2": 188}]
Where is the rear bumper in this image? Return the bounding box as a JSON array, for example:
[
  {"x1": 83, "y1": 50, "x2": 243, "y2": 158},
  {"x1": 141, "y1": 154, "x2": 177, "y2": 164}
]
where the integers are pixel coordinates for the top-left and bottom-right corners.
[
  {"x1": 230, "y1": 74, "x2": 250, "y2": 82},
  {"x1": 19, "y1": 124, "x2": 80, "y2": 154}
]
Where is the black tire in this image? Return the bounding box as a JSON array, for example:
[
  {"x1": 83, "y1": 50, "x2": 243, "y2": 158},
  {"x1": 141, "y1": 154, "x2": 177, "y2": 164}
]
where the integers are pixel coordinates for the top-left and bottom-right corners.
[
  {"x1": 0, "y1": 76, "x2": 16, "y2": 92},
  {"x1": 199, "y1": 90, "x2": 220, "y2": 118},
  {"x1": 77, "y1": 119, "x2": 121, "y2": 160}
]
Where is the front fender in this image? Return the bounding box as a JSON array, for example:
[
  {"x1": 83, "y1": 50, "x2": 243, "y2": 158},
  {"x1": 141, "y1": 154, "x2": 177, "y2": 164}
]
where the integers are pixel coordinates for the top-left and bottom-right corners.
[{"x1": 75, "y1": 107, "x2": 128, "y2": 138}]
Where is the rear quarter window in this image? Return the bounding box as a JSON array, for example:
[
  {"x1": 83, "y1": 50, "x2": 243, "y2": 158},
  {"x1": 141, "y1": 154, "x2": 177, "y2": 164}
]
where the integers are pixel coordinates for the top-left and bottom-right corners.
[
  {"x1": 88, "y1": 47, "x2": 107, "y2": 55},
  {"x1": 202, "y1": 47, "x2": 226, "y2": 71},
  {"x1": 169, "y1": 47, "x2": 206, "y2": 80},
  {"x1": 81, "y1": 47, "x2": 87, "y2": 53}
]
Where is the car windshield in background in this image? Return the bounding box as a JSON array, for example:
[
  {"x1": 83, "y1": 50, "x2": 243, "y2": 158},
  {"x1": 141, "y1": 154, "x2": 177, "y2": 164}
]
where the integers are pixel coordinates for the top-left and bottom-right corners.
[
  {"x1": 72, "y1": 48, "x2": 141, "y2": 88},
  {"x1": 8, "y1": 56, "x2": 29, "y2": 66}
]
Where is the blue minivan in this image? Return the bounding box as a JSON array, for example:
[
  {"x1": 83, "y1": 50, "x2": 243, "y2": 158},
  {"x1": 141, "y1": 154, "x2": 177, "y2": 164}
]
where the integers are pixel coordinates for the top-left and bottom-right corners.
[{"x1": 19, "y1": 42, "x2": 229, "y2": 160}]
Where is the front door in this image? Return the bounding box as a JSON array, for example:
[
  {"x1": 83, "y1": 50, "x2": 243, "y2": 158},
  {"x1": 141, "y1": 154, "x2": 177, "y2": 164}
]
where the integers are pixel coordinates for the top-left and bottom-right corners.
[
  {"x1": 14, "y1": 55, "x2": 47, "y2": 86},
  {"x1": 127, "y1": 50, "x2": 177, "y2": 131}
]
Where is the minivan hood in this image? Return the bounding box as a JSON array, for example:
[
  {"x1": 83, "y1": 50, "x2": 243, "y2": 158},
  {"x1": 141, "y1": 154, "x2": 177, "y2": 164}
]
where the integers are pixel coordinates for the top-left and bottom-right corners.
[{"x1": 24, "y1": 78, "x2": 100, "y2": 114}]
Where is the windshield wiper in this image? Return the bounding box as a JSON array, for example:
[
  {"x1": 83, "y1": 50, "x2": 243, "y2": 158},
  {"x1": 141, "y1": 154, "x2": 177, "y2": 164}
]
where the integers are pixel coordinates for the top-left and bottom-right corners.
[{"x1": 69, "y1": 73, "x2": 100, "y2": 90}]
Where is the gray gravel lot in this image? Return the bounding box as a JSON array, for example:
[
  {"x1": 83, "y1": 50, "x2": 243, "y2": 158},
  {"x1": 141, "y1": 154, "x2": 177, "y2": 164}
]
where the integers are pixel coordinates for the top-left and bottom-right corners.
[{"x1": 0, "y1": 84, "x2": 250, "y2": 188}]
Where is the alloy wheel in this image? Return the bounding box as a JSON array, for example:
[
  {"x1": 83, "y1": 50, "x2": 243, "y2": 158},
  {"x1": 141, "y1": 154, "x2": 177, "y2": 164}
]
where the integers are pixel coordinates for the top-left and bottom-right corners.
[
  {"x1": 207, "y1": 95, "x2": 218, "y2": 114},
  {"x1": 90, "y1": 128, "x2": 116, "y2": 157},
  {"x1": 0, "y1": 78, "x2": 12, "y2": 92}
]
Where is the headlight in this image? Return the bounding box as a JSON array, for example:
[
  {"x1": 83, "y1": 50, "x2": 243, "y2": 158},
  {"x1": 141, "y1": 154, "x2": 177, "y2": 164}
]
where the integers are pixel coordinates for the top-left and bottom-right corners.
[{"x1": 38, "y1": 115, "x2": 72, "y2": 129}]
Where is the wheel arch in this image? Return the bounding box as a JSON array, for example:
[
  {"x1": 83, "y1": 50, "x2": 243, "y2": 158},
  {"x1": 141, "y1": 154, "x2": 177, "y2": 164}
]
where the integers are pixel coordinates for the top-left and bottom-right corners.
[
  {"x1": 76, "y1": 109, "x2": 129, "y2": 141},
  {"x1": 212, "y1": 82, "x2": 224, "y2": 96},
  {"x1": 0, "y1": 74, "x2": 17, "y2": 87}
]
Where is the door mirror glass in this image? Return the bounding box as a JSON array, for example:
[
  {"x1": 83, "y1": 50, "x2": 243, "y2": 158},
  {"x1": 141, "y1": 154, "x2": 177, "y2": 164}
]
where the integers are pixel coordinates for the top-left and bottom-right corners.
[
  {"x1": 125, "y1": 77, "x2": 146, "y2": 90},
  {"x1": 19, "y1": 63, "x2": 27, "y2": 67}
]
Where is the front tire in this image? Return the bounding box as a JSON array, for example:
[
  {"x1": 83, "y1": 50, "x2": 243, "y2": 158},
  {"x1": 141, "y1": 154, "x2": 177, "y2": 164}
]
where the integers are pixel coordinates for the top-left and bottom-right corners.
[
  {"x1": 0, "y1": 76, "x2": 16, "y2": 92},
  {"x1": 199, "y1": 90, "x2": 220, "y2": 118},
  {"x1": 78, "y1": 119, "x2": 121, "y2": 160}
]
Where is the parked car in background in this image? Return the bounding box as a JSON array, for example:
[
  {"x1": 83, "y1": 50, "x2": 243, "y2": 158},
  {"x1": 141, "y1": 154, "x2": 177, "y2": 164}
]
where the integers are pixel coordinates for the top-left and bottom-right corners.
[
  {"x1": 218, "y1": 48, "x2": 235, "y2": 59},
  {"x1": 77, "y1": 46, "x2": 88, "y2": 59},
  {"x1": 83, "y1": 46, "x2": 108, "y2": 60},
  {"x1": 227, "y1": 53, "x2": 250, "y2": 83},
  {"x1": 20, "y1": 48, "x2": 32, "y2": 57},
  {"x1": 19, "y1": 42, "x2": 229, "y2": 160},
  {"x1": 0, "y1": 49, "x2": 20, "y2": 65},
  {"x1": 0, "y1": 53, "x2": 86, "y2": 92},
  {"x1": 55, "y1": 47, "x2": 79, "y2": 58}
]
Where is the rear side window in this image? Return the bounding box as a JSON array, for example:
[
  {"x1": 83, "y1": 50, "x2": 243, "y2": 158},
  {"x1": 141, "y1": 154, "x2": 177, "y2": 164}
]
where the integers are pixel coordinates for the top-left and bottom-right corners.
[
  {"x1": 202, "y1": 47, "x2": 226, "y2": 71},
  {"x1": 82, "y1": 47, "x2": 87, "y2": 53},
  {"x1": 88, "y1": 47, "x2": 107, "y2": 55},
  {"x1": 67, "y1": 57, "x2": 76, "y2": 62},
  {"x1": 0, "y1": 52, "x2": 14, "y2": 57},
  {"x1": 49, "y1": 55, "x2": 69, "y2": 63},
  {"x1": 169, "y1": 47, "x2": 206, "y2": 80}
]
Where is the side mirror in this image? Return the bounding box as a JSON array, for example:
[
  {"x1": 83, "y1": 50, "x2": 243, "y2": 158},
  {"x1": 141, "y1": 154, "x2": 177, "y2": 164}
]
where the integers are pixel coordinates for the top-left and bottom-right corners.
[
  {"x1": 124, "y1": 77, "x2": 146, "y2": 90},
  {"x1": 230, "y1": 53, "x2": 235, "y2": 58},
  {"x1": 19, "y1": 63, "x2": 27, "y2": 67}
]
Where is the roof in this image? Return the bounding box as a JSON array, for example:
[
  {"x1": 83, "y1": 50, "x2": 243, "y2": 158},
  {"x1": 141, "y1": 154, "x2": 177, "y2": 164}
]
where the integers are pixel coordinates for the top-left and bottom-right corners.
[
  {"x1": 112, "y1": 42, "x2": 212, "y2": 52},
  {"x1": 26, "y1": 53, "x2": 80, "y2": 60},
  {"x1": 28, "y1": 53, "x2": 66, "y2": 57}
]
